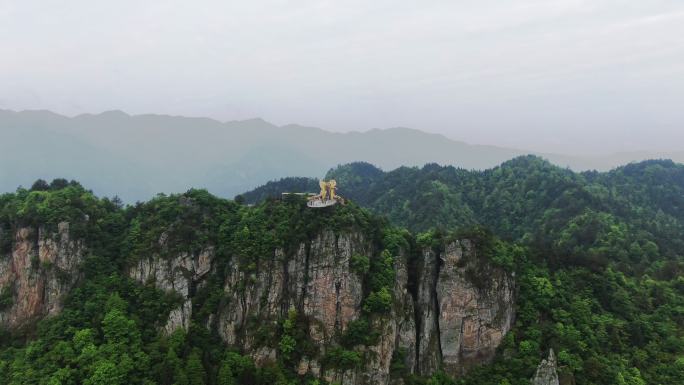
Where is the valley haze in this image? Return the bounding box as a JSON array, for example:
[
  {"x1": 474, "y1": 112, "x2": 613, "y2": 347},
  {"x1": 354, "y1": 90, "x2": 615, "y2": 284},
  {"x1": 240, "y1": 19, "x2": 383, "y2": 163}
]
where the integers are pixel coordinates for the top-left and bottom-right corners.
[{"x1": 2, "y1": 108, "x2": 683, "y2": 202}]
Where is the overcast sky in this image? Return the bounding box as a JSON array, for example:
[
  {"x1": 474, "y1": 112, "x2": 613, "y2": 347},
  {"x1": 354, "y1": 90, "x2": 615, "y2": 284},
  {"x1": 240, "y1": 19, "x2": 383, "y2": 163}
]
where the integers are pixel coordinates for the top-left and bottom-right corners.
[{"x1": 1, "y1": 0, "x2": 683, "y2": 155}]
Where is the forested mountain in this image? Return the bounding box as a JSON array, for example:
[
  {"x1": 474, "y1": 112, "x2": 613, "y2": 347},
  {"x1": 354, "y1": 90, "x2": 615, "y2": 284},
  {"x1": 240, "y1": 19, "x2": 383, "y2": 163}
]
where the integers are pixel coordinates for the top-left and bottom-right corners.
[
  {"x1": 0, "y1": 157, "x2": 683, "y2": 384},
  {"x1": 247, "y1": 156, "x2": 684, "y2": 272},
  {"x1": 242, "y1": 157, "x2": 684, "y2": 384},
  {"x1": 320, "y1": 158, "x2": 684, "y2": 275},
  {"x1": 3, "y1": 109, "x2": 684, "y2": 202},
  {"x1": 247, "y1": 157, "x2": 684, "y2": 251}
]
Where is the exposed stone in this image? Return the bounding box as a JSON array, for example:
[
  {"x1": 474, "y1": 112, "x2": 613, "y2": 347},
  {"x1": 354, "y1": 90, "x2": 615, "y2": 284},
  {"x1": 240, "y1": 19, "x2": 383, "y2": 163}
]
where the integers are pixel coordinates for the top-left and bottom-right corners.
[
  {"x1": 364, "y1": 248, "x2": 416, "y2": 384},
  {"x1": 214, "y1": 233, "x2": 515, "y2": 384},
  {"x1": 323, "y1": 368, "x2": 360, "y2": 385},
  {"x1": 218, "y1": 231, "x2": 367, "y2": 350},
  {"x1": 417, "y1": 247, "x2": 441, "y2": 374},
  {"x1": 165, "y1": 299, "x2": 192, "y2": 334},
  {"x1": 437, "y1": 240, "x2": 515, "y2": 376},
  {"x1": 417, "y1": 240, "x2": 515, "y2": 377},
  {"x1": 0, "y1": 223, "x2": 84, "y2": 328},
  {"x1": 0, "y1": 208, "x2": 519, "y2": 384},
  {"x1": 309, "y1": 359, "x2": 321, "y2": 377},
  {"x1": 129, "y1": 236, "x2": 214, "y2": 333},
  {"x1": 300, "y1": 231, "x2": 365, "y2": 339},
  {"x1": 297, "y1": 357, "x2": 322, "y2": 376},
  {"x1": 252, "y1": 347, "x2": 277, "y2": 366},
  {"x1": 217, "y1": 246, "x2": 286, "y2": 347},
  {"x1": 297, "y1": 358, "x2": 309, "y2": 375},
  {"x1": 531, "y1": 349, "x2": 560, "y2": 385}
]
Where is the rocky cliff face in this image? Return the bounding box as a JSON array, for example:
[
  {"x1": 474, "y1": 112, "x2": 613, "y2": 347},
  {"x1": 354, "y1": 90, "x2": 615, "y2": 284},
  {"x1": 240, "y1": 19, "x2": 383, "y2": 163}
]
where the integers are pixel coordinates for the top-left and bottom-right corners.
[
  {"x1": 125, "y1": 228, "x2": 515, "y2": 384},
  {"x1": 210, "y1": 231, "x2": 515, "y2": 384},
  {"x1": 217, "y1": 231, "x2": 369, "y2": 367},
  {"x1": 531, "y1": 349, "x2": 560, "y2": 385},
  {"x1": 1, "y1": 217, "x2": 515, "y2": 384},
  {"x1": 417, "y1": 240, "x2": 515, "y2": 377},
  {"x1": 0, "y1": 222, "x2": 84, "y2": 328},
  {"x1": 129, "y1": 232, "x2": 213, "y2": 334}
]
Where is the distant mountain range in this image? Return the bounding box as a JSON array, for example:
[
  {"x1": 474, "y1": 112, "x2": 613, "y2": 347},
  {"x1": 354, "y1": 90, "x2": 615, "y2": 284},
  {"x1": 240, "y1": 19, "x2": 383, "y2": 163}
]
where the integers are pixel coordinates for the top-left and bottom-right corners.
[{"x1": 1, "y1": 109, "x2": 682, "y2": 202}]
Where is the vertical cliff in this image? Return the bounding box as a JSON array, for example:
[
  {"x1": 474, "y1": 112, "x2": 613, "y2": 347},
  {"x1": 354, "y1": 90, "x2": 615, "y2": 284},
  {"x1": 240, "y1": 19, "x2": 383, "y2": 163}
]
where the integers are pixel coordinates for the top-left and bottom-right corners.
[
  {"x1": 0, "y1": 222, "x2": 84, "y2": 329},
  {"x1": 416, "y1": 240, "x2": 515, "y2": 378},
  {"x1": 211, "y1": 230, "x2": 514, "y2": 384},
  {"x1": 128, "y1": 231, "x2": 214, "y2": 334},
  {"x1": 417, "y1": 246, "x2": 441, "y2": 374},
  {"x1": 217, "y1": 231, "x2": 368, "y2": 366},
  {"x1": 0, "y1": 190, "x2": 517, "y2": 384},
  {"x1": 438, "y1": 240, "x2": 515, "y2": 375}
]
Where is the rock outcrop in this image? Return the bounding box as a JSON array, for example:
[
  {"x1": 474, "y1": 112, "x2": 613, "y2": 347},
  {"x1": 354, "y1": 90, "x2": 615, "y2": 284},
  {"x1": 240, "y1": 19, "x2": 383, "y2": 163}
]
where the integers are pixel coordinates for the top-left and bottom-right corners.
[
  {"x1": 435, "y1": 240, "x2": 515, "y2": 375},
  {"x1": 324, "y1": 243, "x2": 417, "y2": 385},
  {"x1": 531, "y1": 349, "x2": 560, "y2": 385},
  {"x1": 0, "y1": 222, "x2": 84, "y2": 328},
  {"x1": 2, "y1": 219, "x2": 515, "y2": 384},
  {"x1": 424, "y1": 240, "x2": 515, "y2": 377},
  {"x1": 417, "y1": 247, "x2": 441, "y2": 374},
  {"x1": 218, "y1": 231, "x2": 368, "y2": 360},
  {"x1": 129, "y1": 232, "x2": 213, "y2": 333},
  {"x1": 216, "y1": 232, "x2": 514, "y2": 384}
]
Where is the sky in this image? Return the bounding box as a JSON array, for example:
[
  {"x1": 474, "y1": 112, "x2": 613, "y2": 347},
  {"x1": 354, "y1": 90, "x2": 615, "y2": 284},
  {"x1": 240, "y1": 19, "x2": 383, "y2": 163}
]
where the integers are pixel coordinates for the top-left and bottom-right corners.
[{"x1": 1, "y1": 0, "x2": 683, "y2": 155}]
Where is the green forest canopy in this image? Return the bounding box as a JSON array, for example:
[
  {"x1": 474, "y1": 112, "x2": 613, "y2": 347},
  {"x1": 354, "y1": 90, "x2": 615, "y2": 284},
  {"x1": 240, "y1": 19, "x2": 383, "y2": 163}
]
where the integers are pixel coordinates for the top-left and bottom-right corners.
[{"x1": 0, "y1": 156, "x2": 683, "y2": 384}]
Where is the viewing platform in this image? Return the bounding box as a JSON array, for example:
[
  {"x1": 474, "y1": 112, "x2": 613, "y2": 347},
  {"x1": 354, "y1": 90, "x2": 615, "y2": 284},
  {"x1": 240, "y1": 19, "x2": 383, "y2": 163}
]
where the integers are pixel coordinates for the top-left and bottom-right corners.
[{"x1": 306, "y1": 199, "x2": 338, "y2": 208}]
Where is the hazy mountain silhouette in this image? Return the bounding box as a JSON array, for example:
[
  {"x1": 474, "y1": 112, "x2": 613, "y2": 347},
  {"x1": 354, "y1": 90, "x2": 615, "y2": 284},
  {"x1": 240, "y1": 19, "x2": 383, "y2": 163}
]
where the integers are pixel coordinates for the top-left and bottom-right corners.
[{"x1": 1, "y1": 109, "x2": 682, "y2": 202}]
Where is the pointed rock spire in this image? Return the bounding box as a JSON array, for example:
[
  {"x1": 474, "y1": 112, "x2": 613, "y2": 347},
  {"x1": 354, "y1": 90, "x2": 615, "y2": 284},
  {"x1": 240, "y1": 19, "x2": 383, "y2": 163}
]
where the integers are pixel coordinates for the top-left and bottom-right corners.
[{"x1": 531, "y1": 349, "x2": 560, "y2": 385}]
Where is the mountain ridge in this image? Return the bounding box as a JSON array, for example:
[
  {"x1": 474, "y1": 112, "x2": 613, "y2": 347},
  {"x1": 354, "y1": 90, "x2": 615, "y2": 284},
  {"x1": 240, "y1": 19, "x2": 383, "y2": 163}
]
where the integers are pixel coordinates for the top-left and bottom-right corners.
[
  {"x1": 1, "y1": 157, "x2": 682, "y2": 384},
  {"x1": 2, "y1": 109, "x2": 683, "y2": 203}
]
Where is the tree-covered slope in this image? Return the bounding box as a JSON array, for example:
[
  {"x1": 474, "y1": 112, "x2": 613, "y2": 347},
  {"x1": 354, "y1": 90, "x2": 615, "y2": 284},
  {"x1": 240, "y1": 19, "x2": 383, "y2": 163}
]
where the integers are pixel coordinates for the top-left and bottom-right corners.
[
  {"x1": 246, "y1": 157, "x2": 684, "y2": 269},
  {"x1": 0, "y1": 181, "x2": 517, "y2": 385},
  {"x1": 238, "y1": 157, "x2": 684, "y2": 384},
  {"x1": 0, "y1": 182, "x2": 395, "y2": 384},
  {"x1": 238, "y1": 177, "x2": 320, "y2": 204},
  {"x1": 0, "y1": 159, "x2": 683, "y2": 385}
]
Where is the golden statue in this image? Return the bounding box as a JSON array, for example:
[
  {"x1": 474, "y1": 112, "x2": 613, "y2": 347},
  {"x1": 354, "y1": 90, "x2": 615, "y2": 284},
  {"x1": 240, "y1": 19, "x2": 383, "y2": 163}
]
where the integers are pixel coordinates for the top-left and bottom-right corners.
[
  {"x1": 308, "y1": 179, "x2": 343, "y2": 208},
  {"x1": 328, "y1": 179, "x2": 337, "y2": 200},
  {"x1": 318, "y1": 180, "x2": 328, "y2": 201}
]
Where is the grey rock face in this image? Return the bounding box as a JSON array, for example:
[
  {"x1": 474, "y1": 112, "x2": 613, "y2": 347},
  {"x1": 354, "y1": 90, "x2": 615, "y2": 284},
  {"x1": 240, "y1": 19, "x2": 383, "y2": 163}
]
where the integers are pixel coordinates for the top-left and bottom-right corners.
[
  {"x1": 217, "y1": 233, "x2": 515, "y2": 384},
  {"x1": 417, "y1": 247, "x2": 441, "y2": 374},
  {"x1": 356, "y1": 248, "x2": 416, "y2": 385},
  {"x1": 297, "y1": 231, "x2": 365, "y2": 341},
  {"x1": 437, "y1": 240, "x2": 515, "y2": 375},
  {"x1": 218, "y1": 245, "x2": 286, "y2": 348},
  {"x1": 218, "y1": 231, "x2": 368, "y2": 364},
  {"x1": 531, "y1": 349, "x2": 560, "y2": 385},
  {"x1": 392, "y1": 248, "x2": 418, "y2": 375},
  {"x1": 0, "y1": 223, "x2": 84, "y2": 328},
  {"x1": 417, "y1": 240, "x2": 515, "y2": 377},
  {"x1": 0, "y1": 220, "x2": 516, "y2": 385},
  {"x1": 129, "y1": 233, "x2": 214, "y2": 333}
]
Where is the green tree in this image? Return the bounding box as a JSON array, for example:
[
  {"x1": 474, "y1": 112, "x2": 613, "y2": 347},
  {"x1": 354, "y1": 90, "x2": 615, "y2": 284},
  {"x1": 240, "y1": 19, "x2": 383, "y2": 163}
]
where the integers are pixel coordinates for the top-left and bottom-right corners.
[{"x1": 186, "y1": 349, "x2": 206, "y2": 385}]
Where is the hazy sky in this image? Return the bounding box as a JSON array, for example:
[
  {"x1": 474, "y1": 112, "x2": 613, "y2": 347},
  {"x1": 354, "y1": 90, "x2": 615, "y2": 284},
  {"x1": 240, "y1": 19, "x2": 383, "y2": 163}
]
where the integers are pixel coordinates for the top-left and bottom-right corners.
[{"x1": 1, "y1": 0, "x2": 683, "y2": 155}]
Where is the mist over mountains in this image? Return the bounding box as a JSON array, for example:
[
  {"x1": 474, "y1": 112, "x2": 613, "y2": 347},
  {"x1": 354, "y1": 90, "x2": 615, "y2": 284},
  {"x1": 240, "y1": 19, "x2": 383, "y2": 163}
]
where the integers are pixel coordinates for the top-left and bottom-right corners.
[{"x1": 2, "y1": 109, "x2": 682, "y2": 202}]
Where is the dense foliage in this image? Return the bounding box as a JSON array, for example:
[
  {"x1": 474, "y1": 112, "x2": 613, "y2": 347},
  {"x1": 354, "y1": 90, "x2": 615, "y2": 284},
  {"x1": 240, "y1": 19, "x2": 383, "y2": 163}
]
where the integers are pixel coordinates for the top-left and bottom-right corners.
[
  {"x1": 243, "y1": 157, "x2": 684, "y2": 384},
  {"x1": 0, "y1": 181, "x2": 389, "y2": 385},
  {"x1": 342, "y1": 158, "x2": 684, "y2": 385},
  {"x1": 239, "y1": 177, "x2": 320, "y2": 205},
  {"x1": 1, "y1": 156, "x2": 683, "y2": 384}
]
